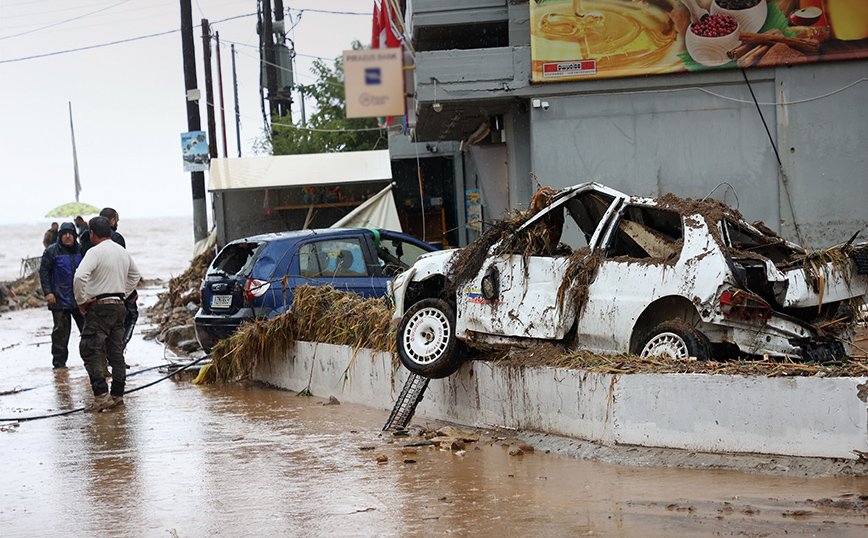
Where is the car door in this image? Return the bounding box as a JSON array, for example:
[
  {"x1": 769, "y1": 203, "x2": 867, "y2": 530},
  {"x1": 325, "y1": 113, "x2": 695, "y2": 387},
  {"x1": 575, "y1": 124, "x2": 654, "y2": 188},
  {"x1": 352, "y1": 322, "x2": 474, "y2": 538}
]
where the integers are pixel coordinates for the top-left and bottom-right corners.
[
  {"x1": 455, "y1": 185, "x2": 624, "y2": 341},
  {"x1": 295, "y1": 236, "x2": 379, "y2": 298},
  {"x1": 456, "y1": 253, "x2": 575, "y2": 340}
]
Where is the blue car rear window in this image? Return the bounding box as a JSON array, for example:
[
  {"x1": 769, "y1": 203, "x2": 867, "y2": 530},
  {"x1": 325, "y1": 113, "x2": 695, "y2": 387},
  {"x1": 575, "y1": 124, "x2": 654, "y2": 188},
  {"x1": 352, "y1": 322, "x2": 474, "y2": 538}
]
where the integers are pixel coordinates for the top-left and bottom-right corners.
[{"x1": 209, "y1": 242, "x2": 263, "y2": 277}]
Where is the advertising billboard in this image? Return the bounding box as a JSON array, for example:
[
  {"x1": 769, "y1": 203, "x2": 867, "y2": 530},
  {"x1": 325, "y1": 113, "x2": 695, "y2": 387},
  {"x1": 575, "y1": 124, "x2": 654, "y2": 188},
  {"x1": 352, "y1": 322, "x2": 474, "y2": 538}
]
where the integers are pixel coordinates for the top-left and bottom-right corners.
[{"x1": 530, "y1": 0, "x2": 868, "y2": 82}]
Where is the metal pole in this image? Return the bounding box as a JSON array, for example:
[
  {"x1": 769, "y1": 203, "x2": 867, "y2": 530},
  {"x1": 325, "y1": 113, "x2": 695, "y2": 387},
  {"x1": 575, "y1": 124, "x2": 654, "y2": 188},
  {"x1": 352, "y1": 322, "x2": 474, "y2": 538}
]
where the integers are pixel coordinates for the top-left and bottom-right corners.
[
  {"x1": 202, "y1": 19, "x2": 218, "y2": 159},
  {"x1": 215, "y1": 31, "x2": 228, "y2": 158},
  {"x1": 231, "y1": 44, "x2": 242, "y2": 158},
  {"x1": 273, "y1": 0, "x2": 291, "y2": 119},
  {"x1": 180, "y1": 0, "x2": 207, "y2": 243},
  {"x1": 262, "y1": 0, "x2": 278, "y2": 122}
]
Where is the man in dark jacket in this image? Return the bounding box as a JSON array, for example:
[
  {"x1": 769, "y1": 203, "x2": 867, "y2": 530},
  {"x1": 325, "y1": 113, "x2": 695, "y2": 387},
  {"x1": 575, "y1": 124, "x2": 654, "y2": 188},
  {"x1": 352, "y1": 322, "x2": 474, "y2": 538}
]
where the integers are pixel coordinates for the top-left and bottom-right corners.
[
  {"x1": 80, "y1": 208, "x2": 125, "y2": 255},
  {"x1": 39, "y1": 222, "x2": 85, "y2": 369}
]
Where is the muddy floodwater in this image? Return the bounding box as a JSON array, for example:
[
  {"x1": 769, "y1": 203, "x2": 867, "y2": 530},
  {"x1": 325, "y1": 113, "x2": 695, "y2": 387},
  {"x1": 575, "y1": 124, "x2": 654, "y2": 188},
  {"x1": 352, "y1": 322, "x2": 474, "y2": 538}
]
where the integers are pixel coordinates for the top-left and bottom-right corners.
[{"x1": 2, "y1": 289, "x2": 867, "y2": 537}]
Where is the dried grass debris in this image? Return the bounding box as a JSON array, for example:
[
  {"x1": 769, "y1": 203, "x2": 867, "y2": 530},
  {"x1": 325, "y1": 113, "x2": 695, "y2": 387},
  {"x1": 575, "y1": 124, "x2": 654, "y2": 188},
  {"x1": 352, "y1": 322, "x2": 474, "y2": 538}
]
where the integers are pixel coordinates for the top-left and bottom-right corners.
[{"x1": 206, "y1": 285, "x2": 396, "y2": 383}]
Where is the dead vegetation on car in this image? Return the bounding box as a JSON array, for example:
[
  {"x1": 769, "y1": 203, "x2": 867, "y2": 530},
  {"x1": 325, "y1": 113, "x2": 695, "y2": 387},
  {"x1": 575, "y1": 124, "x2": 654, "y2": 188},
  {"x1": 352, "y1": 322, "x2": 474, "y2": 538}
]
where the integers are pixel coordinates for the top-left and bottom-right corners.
[
  {"x1": 198, "y1": 285, "x2": 396, "y2": 383},
  {"x1": 494, "y1": 340, "x2": 868, "y2": 377}
]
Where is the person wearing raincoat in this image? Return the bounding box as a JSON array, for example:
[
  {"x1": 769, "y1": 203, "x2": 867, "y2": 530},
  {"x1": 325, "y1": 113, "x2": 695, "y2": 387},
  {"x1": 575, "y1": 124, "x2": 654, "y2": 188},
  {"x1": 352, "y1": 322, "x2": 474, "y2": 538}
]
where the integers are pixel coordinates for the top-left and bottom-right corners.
[{"x1": 39, "y1": 222, "x2": 85, "y2": 369}]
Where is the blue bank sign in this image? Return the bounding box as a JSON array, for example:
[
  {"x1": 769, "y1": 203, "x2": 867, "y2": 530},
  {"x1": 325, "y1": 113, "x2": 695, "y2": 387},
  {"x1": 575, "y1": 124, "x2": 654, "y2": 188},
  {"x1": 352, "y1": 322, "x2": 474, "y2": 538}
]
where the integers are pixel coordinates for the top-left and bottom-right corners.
[{"x1": 343, "y1": 48, "x2": 404, "y2": 119}]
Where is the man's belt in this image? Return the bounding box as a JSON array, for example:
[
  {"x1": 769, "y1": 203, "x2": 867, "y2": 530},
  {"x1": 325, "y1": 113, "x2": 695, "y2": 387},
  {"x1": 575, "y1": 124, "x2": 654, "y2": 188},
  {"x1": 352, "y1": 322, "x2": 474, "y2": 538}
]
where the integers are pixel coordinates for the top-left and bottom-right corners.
[{"x1": 95, "y1": 293, "x2": 125, "y2": 304}]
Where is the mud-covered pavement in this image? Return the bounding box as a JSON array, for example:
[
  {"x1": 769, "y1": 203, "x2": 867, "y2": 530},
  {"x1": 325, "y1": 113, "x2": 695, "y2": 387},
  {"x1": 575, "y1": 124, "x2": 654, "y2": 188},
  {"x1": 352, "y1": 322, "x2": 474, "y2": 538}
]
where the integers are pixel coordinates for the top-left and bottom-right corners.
[{"x1": 1, "y1": 286, "x2": 867, "y2": 537}]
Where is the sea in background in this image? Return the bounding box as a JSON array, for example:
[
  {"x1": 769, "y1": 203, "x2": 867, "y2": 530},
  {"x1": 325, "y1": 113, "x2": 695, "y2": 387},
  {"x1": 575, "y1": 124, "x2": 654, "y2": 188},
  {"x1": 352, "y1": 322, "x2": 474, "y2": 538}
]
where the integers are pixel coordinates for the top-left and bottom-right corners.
[{"x1": 0, "y1": 216, "x2": 197, "y2": 282}]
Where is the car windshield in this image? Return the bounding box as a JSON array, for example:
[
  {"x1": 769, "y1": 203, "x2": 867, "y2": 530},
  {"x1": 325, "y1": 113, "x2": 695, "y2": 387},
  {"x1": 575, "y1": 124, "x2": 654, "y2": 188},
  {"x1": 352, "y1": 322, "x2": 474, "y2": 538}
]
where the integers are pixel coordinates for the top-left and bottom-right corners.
[{"x1": 209, "y1": 242, "x2": 263, "y2": 277}]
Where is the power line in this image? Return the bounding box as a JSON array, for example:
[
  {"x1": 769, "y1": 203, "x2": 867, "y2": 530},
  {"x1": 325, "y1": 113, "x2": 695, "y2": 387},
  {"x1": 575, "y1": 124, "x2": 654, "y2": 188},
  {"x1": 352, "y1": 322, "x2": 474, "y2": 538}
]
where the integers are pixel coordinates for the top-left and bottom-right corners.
[
  {"x1": 0, "y1": 0, "x2": 134, "y2": 40},
  {"x1": 0, "y1": 13, "x2": 255, "y2": 64},
  {"x1": 288, "y1": 8, "x2": 371, "y2": 17}
]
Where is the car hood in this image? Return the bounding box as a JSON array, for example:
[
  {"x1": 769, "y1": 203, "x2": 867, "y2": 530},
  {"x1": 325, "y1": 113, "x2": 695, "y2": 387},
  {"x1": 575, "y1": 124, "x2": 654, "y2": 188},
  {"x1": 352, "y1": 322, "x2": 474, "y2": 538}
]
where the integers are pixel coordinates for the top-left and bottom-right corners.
[{"x1": 404, "y1": 249, "x2": 458, "y2": 280}]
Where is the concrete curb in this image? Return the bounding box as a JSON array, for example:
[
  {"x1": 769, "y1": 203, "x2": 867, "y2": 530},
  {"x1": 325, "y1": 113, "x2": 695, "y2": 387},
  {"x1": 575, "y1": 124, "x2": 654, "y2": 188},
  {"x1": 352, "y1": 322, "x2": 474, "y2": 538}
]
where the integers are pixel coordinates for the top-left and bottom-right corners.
[{"x1": 252, "y1": 342, "x2": 868, "y2": 462}]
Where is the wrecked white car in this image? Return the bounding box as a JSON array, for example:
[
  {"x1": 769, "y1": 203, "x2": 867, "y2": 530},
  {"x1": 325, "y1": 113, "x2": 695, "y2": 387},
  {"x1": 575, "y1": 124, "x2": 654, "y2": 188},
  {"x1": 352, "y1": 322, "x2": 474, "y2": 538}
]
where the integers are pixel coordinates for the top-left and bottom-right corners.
[{"x1": 390, "y1": 182, "x2": 868, "y2": 378}]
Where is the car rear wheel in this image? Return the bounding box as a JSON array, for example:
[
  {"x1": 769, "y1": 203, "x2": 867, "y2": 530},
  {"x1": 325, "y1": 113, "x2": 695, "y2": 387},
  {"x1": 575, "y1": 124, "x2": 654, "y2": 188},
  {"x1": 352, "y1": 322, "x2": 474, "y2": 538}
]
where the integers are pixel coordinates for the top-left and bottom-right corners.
[
  {"x1": 397, "y1": 298, "x2": 464, "y2": 378},
  {"x1": 638, "y1": 320, "x2": 712, "y2": 360}
]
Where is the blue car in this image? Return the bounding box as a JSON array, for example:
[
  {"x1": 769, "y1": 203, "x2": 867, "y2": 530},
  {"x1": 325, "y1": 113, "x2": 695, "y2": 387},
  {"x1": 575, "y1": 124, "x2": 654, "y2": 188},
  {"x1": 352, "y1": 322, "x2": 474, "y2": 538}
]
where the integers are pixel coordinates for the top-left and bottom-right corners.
[{"x1": 194, "y1": 228, "x2": 439, "y2": 351}]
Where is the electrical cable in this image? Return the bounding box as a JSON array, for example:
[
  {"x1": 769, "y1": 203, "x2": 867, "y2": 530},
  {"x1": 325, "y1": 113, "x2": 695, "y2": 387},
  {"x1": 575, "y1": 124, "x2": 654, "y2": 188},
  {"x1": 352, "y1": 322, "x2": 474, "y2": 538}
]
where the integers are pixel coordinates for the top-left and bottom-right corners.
[
  {"x1": 570, "y1": 78, "x2": 867, "y2": 108},
  {"x1": 740, "y1": 69, "x2": 806, "y2": 245},
  {"x1": 0, "y1": 13, "x2": 255, "y2": 64},
  {"x1": 0, "y1": 0, "x2": 134, "y2": 41},
  {"x1": 0, "y1": 363, "x2": 165, "y2": 397},
  {"x1": 0, "y1": 356, "x2": 210, "y2": 423},
  {"x1": 741, "y1": 69, "x2": 781, "y2": 167}
]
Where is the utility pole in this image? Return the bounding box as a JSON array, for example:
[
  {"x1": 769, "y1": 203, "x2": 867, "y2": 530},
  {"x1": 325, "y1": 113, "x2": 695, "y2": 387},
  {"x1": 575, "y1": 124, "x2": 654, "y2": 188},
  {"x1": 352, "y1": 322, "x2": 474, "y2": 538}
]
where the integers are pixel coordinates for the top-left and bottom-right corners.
[
  {"x1": 180, "y1": 0, "x2": 207, "y2": 243},
  {"x1": 272, "y1": 0, "x2": 291, "y2": 119},
  {"x1": 261, "y1": 0, "x2": 279, "y2": 122},
  {"x1": 259, "y1": 0, "x2": 293, "y2": 129},
  {"x1": 231, "y1": 44, "x2": 242, "y2": 158},
  {"x1": 202, "y1": 19, "x2": 218, "y2": 159},
  {"x1": 216, "y1": 31, "x2": 228, "y2": 158}
]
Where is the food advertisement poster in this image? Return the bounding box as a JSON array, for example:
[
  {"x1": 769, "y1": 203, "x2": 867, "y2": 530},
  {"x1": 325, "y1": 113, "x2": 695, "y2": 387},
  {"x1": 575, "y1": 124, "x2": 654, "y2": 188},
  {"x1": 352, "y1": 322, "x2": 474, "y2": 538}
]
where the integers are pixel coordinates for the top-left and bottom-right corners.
[{"x1": 530, "y1": 0, "x2": 868, "y2": 82}]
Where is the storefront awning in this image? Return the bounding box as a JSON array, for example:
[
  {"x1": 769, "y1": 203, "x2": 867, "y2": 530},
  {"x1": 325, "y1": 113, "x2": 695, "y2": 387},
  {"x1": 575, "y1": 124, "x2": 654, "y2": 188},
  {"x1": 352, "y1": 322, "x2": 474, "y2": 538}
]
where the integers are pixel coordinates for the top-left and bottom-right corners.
[{"x1": 208, "y1": 150, "x2": 392, "y2": 191}]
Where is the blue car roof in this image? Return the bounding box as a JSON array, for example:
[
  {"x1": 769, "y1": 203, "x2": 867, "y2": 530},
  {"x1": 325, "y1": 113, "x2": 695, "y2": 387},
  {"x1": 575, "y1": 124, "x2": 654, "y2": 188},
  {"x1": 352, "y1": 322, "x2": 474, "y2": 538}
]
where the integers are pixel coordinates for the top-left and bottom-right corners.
[{"x1": 226, "y1": 228, "x2": 437, "y2": 250}]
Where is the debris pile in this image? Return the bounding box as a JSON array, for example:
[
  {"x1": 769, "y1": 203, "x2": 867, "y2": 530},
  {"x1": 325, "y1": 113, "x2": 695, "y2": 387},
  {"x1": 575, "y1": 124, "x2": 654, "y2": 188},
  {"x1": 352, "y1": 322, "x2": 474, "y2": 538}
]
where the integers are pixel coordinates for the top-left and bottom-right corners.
[
  {"x1": 372, "y1": 425, "x2": 534, "y2": 463},
  {"x1": 200, "y1": 285, "x2": 396, "y2": 383},
  {"x1": 0, "y1": 272, "x2": 44, "y2": 312},
  {"x1": 446, "y1": 186, "x2": 568, "y2": 298},
  {"x1": 494, "y1": 339, "x2": 868, "y2": 377},
  {"x1": 144, "y1": 250, "x2": 213, "y2": 341}
]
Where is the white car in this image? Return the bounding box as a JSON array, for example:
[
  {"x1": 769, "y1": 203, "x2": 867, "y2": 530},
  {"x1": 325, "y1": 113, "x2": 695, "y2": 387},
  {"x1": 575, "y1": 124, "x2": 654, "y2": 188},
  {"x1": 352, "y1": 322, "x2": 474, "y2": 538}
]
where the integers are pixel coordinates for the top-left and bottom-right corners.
[{"x1": 390, "y1": 183, "x2": 868, "y2": 378}]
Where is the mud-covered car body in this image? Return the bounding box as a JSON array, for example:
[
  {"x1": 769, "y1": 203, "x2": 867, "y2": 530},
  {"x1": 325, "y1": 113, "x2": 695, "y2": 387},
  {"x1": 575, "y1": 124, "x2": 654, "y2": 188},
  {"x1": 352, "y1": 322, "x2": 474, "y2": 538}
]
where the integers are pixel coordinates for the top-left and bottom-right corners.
[
  {"x1": 195, "y1": 228, "x2": 437, "y2": 351},
  {"x1": 391, "y1": 182, "x2": 868, "y2": 378}
]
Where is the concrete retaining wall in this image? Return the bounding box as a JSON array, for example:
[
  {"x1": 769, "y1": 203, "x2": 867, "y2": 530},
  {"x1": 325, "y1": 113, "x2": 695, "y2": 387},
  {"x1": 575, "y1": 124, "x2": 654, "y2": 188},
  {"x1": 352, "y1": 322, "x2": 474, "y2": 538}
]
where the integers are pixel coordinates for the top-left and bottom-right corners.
[{"x1": 252, "y1": 342, "x2": 868, "y2": 460}]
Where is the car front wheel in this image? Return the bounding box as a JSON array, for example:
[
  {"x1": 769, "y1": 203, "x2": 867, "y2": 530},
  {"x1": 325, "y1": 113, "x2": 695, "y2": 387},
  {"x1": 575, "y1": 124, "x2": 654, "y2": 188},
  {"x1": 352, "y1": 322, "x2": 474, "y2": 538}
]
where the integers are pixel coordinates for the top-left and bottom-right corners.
[
  {"x1": 397, "y1": 298, "x2": 463, "y2": 378},
  {"x1": 638, "y1": 320, "x2": 712, "y2": 360}
]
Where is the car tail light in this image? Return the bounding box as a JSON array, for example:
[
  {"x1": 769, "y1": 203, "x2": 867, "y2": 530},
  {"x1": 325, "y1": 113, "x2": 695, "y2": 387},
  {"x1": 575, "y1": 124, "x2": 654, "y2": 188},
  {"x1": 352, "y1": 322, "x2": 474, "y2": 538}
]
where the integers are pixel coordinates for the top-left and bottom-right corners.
[
  {"x1": 245, "y1": 278, "x2": 270, "y2": 298},
  {"x1": 719, "y1": 289, "x2": 771, "y2": 320}
]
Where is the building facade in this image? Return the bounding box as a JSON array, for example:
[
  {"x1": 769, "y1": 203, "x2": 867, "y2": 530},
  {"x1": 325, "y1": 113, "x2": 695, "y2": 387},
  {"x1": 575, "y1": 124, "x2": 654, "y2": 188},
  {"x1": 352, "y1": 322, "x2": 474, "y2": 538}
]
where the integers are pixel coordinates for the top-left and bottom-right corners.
[{"x1": 395, "y1": 0, "x2": 868, "y2": 249}]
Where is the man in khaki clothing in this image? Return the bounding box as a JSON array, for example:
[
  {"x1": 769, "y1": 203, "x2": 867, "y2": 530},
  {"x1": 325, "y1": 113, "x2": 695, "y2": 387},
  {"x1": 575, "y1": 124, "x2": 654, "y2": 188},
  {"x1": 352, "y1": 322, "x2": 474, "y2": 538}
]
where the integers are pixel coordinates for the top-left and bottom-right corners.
[{"x1": 73, "y1": 216, "x2": 141, "y2": 412}]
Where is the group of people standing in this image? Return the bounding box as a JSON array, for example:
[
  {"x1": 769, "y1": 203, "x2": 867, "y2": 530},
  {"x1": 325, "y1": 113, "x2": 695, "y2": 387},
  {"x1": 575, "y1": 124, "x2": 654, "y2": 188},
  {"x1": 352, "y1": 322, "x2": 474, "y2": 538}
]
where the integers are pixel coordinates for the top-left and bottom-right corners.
[{"x1": 38, "y1": 208, "x2": 142, "y2": 412}]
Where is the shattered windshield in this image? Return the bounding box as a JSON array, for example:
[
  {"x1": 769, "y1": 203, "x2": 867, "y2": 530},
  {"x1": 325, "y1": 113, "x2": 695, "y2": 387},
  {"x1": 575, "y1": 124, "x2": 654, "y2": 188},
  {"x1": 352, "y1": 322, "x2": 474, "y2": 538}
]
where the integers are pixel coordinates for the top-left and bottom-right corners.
[
  {"x1": 725, "y1": 220, "x2": 799, "y2": 265},
  {"x1": 209, "y1": 242, "x2": 263, "y2": 277}
]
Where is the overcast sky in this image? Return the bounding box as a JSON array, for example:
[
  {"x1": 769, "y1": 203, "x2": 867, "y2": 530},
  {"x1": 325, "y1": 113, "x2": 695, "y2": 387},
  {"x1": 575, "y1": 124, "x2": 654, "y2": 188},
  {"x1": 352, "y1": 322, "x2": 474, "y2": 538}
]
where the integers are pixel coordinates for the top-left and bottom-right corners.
[{"x1": 0, "y1": 0, "x2": 373, "y2": 225}]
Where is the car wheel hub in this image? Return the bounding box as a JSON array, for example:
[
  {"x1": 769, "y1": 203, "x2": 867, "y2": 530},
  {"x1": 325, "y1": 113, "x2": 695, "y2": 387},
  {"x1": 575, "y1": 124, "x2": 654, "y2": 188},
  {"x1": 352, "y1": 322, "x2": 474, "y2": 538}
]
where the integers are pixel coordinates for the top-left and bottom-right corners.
[
  {"x1": 403, "y1": 307, "x2": 450, "y2": 365},
  {"x1": 641, "y1": 332, "x2": 689, "y2": 358}
]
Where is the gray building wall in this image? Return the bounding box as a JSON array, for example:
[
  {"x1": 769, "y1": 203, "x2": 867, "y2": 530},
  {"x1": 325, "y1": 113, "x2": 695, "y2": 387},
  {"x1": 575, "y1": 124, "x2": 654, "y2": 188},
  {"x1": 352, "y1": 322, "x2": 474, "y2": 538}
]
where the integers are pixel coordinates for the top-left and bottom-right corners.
[{"x1": 526, "y1": 61, "x2": 867, "y2": 249}]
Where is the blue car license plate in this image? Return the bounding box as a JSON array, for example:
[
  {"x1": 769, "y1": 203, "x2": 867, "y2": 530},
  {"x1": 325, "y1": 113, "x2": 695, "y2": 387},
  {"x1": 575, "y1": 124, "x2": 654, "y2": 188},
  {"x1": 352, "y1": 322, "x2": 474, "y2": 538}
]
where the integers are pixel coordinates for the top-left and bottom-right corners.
[{"x1": 211, "y1": 295, "x2": 232, "y2": 308}]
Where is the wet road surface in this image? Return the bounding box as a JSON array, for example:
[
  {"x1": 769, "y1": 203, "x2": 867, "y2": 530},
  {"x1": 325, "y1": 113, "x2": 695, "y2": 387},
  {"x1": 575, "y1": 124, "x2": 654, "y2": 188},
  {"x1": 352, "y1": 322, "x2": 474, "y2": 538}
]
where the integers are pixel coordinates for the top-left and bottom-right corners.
[{"x1": 2, "y1": 286, "x2": 867, "y2": 537}]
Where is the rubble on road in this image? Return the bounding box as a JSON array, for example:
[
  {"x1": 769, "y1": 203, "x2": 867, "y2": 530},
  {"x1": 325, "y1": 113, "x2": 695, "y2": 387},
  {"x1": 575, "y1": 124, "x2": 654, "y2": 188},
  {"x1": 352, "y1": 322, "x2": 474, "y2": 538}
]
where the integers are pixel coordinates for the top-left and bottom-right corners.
[
  {"x1": 144, "y1": 250, "x2": 213, "y2": 349},
  {"x1": 0, "y1": 272, "x2": 44, "y2": 312}
]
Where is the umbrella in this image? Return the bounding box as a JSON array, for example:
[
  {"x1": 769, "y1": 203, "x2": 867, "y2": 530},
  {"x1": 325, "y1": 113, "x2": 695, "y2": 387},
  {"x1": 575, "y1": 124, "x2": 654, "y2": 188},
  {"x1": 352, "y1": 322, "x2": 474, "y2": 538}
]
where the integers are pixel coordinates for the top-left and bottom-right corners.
[{"x1": 45, "y1": 201, "x2": 100, "y2": 219}]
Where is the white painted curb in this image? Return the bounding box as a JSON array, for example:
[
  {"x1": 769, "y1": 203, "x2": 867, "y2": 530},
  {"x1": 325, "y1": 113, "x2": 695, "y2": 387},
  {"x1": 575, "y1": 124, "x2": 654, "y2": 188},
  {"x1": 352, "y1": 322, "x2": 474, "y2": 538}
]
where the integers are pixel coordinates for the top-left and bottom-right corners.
[{"x1": 252, "y1": 342, "x2": 868, "y2": 460}]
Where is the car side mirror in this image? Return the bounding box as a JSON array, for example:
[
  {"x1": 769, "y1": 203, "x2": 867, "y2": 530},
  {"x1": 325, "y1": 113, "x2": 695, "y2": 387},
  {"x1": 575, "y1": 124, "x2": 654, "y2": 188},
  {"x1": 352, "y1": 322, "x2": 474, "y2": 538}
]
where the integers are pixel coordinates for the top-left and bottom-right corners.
[{"x1": 481, "y1": 265, "x2": 500, "y2": 301}]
